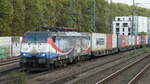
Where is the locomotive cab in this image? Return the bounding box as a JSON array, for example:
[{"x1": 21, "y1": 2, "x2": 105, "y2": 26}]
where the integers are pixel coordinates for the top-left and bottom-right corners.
[{"x1": 20, "y1": 32, "x2": 54, "y2": 70}]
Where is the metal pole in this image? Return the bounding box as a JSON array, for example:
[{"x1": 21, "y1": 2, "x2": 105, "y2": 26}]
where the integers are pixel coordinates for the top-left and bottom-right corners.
[
  {"x1": 91, "y1": 0, "x2": 96, "y2": 32},
  {"x1": 110, "y1": 0, "x2": 113, "y2": 34},
  {"x1": 132, "y1": 0, "x2": 135, "y2": 35},
  {"x1": 69, "y1": 0, "x2": 73, "y2": 27},
  {"x1": 148, "y1": 17, "x2": 150, "y2": 37},
  {"x1": 94, "y1": 0, "x2": 96, "y2": 32}
]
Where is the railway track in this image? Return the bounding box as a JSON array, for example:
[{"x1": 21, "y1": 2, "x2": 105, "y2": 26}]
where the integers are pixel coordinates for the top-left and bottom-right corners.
[
  {"x1": 0, "y1": 49, "x2": 149, "y2": 84},
  {"x1": 29, "y1": 50, "x2": 148, "y2": 84},
  {"x1": 96, "y1": 54, "x2": 150, "y2": 84},
  {"x1": 0, "y1": 56, "x2": 20, "y2": 76},
  {"x1": 28, "y1": 54, "x2": 126, "y2": 83},
  {"x1": 0, "y1": 56, "x2": 20, "y2": 66},
  {"x1": 62, "y1": 53, "x2": 150, "y2": 84},
  {"x1": 134, "y1": 63, "x2": 150, "y2": 84},
  {"x1": 128, "y1": 63, "x2": 150, "y2": 84}
]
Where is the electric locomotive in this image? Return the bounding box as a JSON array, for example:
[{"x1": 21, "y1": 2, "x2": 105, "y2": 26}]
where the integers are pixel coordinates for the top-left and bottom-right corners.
[{"x1": 20, "y1": 27, "x2": 91, "y2": 70}]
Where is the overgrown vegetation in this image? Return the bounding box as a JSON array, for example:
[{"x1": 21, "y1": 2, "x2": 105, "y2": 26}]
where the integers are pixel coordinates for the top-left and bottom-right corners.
[
  {"x1": 128, "y1": 47, "x2": 150, "y2": 56},
  {"x1": 1, "y1": 0, "x2": 150, "y2": 36}
]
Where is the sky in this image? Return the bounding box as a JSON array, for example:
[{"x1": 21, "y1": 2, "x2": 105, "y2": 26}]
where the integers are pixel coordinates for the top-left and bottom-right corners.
[{"x1": 108, "y1": 0, "x2": 150, "y2": 9}]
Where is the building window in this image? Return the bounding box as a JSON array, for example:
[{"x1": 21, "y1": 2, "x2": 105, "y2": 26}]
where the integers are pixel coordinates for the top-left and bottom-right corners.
[
  {"x1": 123, "y1": 28, "x2": 124, "y2": 32},
  {"x1": 118, "y1": 18, "x2": 120, "y2": 21},
  {"x1": 123, "y1": 23, "x2": 128, "y2": 27},
  {"x1": 116, "y1": 23, "x2": 120, "y2": 26},
  {"x1": 116, "y1": 28, "x2": 119, "y2": 32},
  {"x1": 128, "y1": 28, "x2": 130, "y2": 32},
  {"x1": 129, "y1": 18, "x2": 131, "y2": 21},
  {"x1": 123, "y1": 18, "x2": 125, "y2": 20}
]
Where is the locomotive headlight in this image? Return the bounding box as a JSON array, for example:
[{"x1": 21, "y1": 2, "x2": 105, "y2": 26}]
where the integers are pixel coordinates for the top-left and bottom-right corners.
[
  {"x1": 23, "y1": 53, "x2": 26, "y2": 56},
  {"x1": 41, "y1": 53, "x2": 46, "y2": 56}
]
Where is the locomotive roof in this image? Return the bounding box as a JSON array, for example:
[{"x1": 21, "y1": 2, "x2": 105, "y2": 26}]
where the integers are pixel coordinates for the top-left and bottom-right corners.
[
  {"x1": 24, "y1": 31, "x2": 89, "y2": 37},
  {"x1": 39, "y1": 26, "x2": 78, "y2": 32}
]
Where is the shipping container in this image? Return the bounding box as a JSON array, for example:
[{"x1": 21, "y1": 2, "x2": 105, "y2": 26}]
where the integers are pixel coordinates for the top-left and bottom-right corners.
[
  {"x1": 148, "y1": 36, "x2": 150, "y2": 44},
  {"x1": 121, "y1": 35, "x2": 126, "y2": 48},
  {"x1": 126, "y1": 36, "x2": 129, "y2": 46},
  {"x1": 112, "y1": 34, "x2": 117, "y2": 48},
  {"x1": 91, "y1": 33, "x2": 107, "y2": 51},
  {"x1": 128, "y1": 35, "x2": 132, "y2": 46},
  {"x1": 141, "y1": 36, "x2": 145, "y2": 45},
  {"x1": 146, "y1": 35, "x2": 148, "y2": 44},
  {"x1": 135, "y1": 35, "x2": 141, "y2": 45},
  {"x1": 145, "y1": 35, "x2": 148, "y2": 45},
  {"x1": 131, "y1": 35, "x2": 135, "y2": 46},
  {"x1": 142, "y1": 35, "x2": 148, "y2": 45},
  {"x1": 106, "y1": 34, "x2": 112, "y2": 49},
  {"x1": 117, "y1": 35, "x2": 121, "y2": 48},
  {"x1": 0, "y1": 37, "x2": 22, "y2": 59}
]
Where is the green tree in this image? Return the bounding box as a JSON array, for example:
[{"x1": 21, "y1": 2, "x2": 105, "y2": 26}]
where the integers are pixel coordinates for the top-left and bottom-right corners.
[
  {"x1": 1, "y1": 0, "x2": 150, "y2": 36},
  {"x1": 24, "y1": 0, "x2": 44, "y2": 31},
  {"x1": 11, "y1": 0, "x2": 25, "y2": 36},
  {"x1": 0, "y1": 0, "x2": 13, "y2": 36}
]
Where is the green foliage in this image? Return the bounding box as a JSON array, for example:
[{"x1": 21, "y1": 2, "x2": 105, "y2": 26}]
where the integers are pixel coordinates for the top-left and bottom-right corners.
[
  {"x1": 11, "y1": 0, "x2": 25, "y2": 35},
  {"x1": 24, "y1": 0, "x2": 44, "y2": 32},
  {"x1": 0, "y1": 0, "x2": 150, "y2": 36},
  {"x1": 140, "y1": 32, "x2": 147, "y2": 35},
  {"x1": 128, "y1": 47, "x2": 150, "y2": 56},
  {"x1": 112, "y1": 3, "x2": 150, "y2": 18},
  {"x1": 0, "y1": 0, "x2": 13, "y2": 36}
]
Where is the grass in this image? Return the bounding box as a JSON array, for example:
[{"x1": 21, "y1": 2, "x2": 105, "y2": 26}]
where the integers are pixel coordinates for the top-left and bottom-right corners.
[
  {"x1": 128, "y1": 47, "x2": 150, "y2": 56},
  {"x1": 4, "y1": 72, "x2": 28, "y2": 84}
]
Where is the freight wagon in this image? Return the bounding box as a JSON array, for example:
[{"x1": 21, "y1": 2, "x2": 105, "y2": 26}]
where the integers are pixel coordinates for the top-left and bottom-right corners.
[
  {"x1": 91, "y1": 33, "x2": 118, "y2": 56},
  {"x1": 91, "y1": 33, "x2": 107, "y2": 56}
]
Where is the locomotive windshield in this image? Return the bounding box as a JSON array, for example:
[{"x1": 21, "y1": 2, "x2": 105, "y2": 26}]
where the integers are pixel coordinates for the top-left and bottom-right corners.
[{"x1": 23, "y1": 32, "x2": 48, "y2": 43}]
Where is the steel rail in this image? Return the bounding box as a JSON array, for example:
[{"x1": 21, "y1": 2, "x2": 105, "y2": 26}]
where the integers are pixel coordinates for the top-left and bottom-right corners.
[
  {"x1": 0, "y1": 57, "x2": 20, "y2": 66},
  {"x1": 95, "y1": 54, "x2": 149, "y2": 84},
  {"x1": 128, "y1": 63, "x2": 150, "y2": 84}
]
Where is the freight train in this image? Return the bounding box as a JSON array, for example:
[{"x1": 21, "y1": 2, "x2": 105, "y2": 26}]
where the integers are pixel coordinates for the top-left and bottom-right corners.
[{"x1": 20, "y1": 27, "x2": 149, "y2": 70}]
